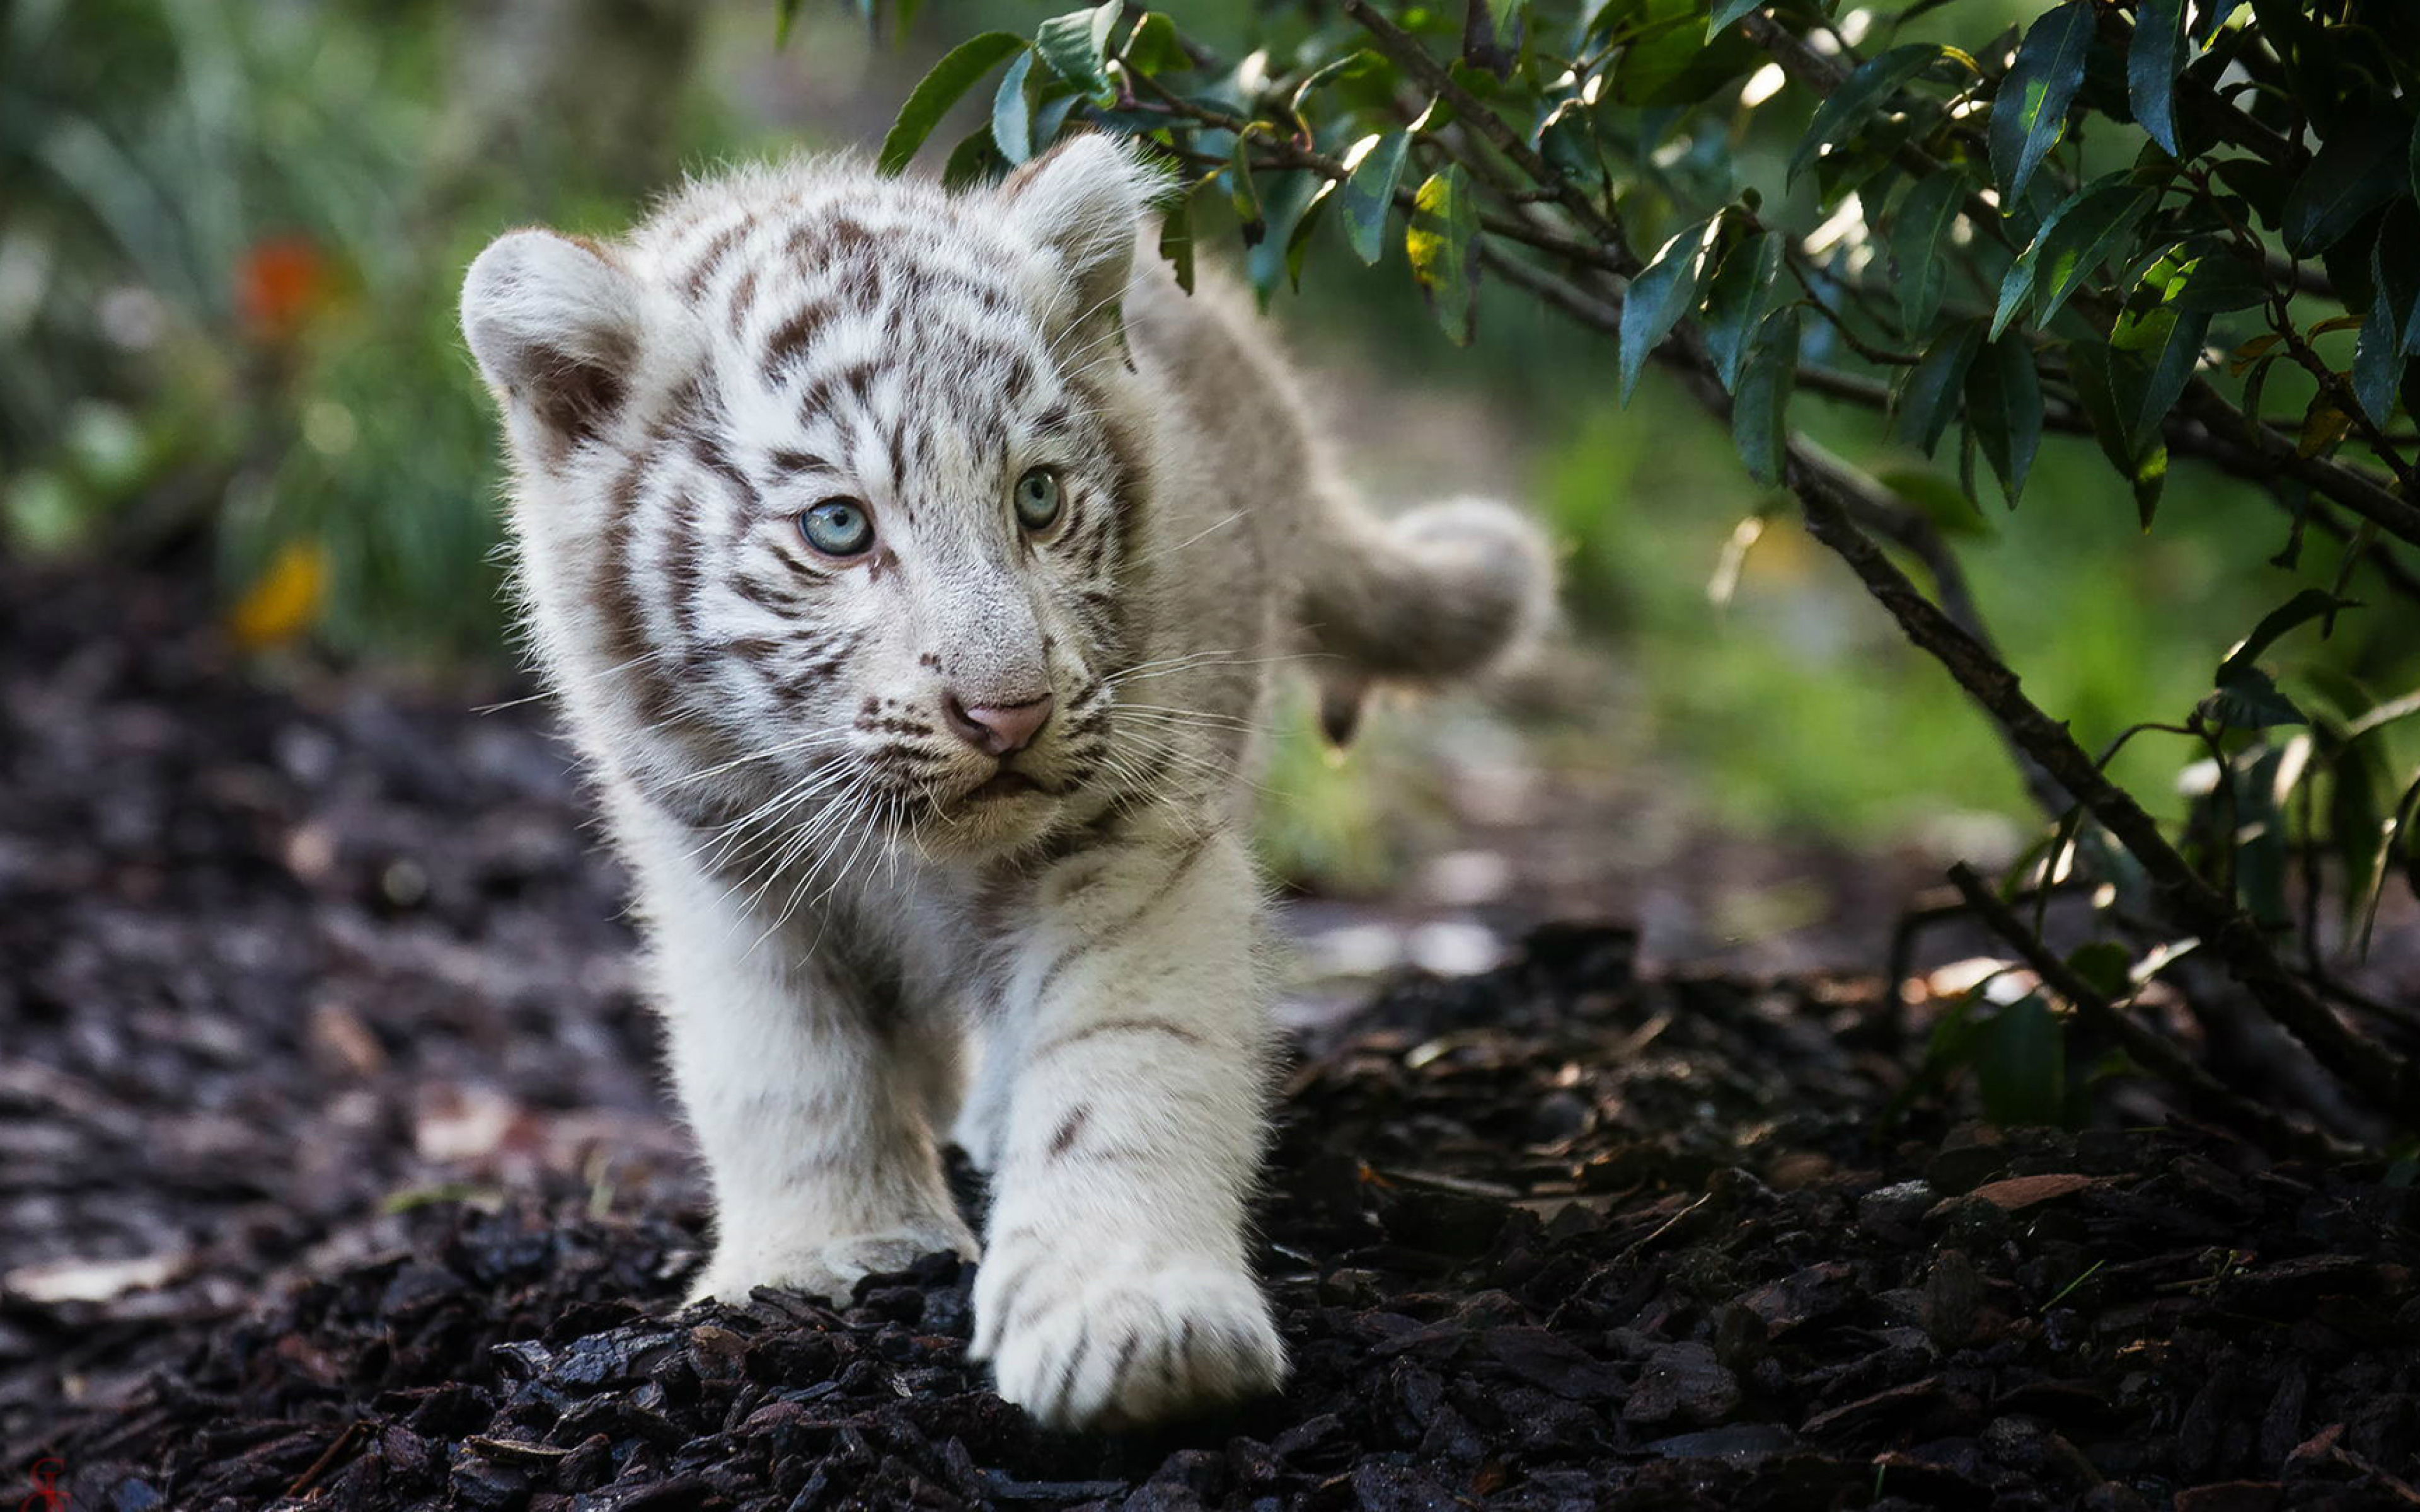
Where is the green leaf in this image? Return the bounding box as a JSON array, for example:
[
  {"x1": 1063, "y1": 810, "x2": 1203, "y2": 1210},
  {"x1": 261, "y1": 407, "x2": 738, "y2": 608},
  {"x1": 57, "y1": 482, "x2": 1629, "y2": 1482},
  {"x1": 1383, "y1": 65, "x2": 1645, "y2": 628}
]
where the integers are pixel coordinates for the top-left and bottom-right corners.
[
  {"x1": 1787, "y1": 44, "x2": 1942, "y2": 187},
  {"x1": 2375, "y1": 205, "x2": 2420, "y2": 357},
  {"x1": 1340, "y1": 131, "x2": 1410, "y2": 266},
  {"x1": 1988, "y1": 2, "x2": 2094, "y2": 203},
  {"x1": 879, "y1": 32, "x2": 1028, "y2": 176},
  {"x1": 1879, "y1": 466, "x2": 1990, "y2": 535},
  {"x1": 1619, "y1": 218, "x2": 1715, "y2": 404},
  {"x1": 2165, "y1": 249, "x2": 2268, "y2": 312},
  {"x1": 1896, "y1": 318, "x2": 1985, "y2": 457},
  {"x1": 1977, "y1": 994, "x2": 2066, "y2": 1128},
  {"x1": 1228, "y1": 129, "x2": 1267, "y2": 245},
  {"x1": 2283, "y1": 117, "x2": 2410, "y2": 257},
  {"x1": 1286, "y1": 180, "x2": 1333, "y2": 294},
  {"x1": 2067, "y1": 338, "x2": 2169, "y2": 524},
  {"x1": 2127, "y1": 0, "x2": 2188, "y2": 158},
  {"x1": 1966, "y1": 333, "x2": 2044, "y2": 507},
  {"x1": 1615, "y1": 2, "x2": 1761, "y2": 106},
  {"x1": 2356, "y1": 233, "x2": 2406, "y2": 427},
  {"x1": 1158, "y1": 193, "x2": 1196, "y2": 295},
  {"x1": 2201, "y1": 665, "x2": 2307, "y2": 728},
  {"x1": 1709, "y1": 0, "x2": 1765, "y2": 38},
  {"x1": 1406, "y1": 165, "x2": 1480, "y2": 345},
  {"x1": 1120, "y1": 11, "x2": 1185, "y2": 73},
  {"x1": 1891, "y1": 169, "x2": 1969, "y2": 335},
  {"x1": 1035, "y1": 2, "x2": 1119, "y2": 97},
  {"x1": 2353, "y1": 773, "x2": 2420, "y2": 956},
  {"x1": 2192, "y1": 0, "x2": 2246, "y2": 43},
  {"x1": 2412, "y1": 114, "x2": 2420, "y2": 215},
  {"x1": 940, "y1": 126, "x2": 1006, "y2": 189},
  {"x1": 2218, "y1": 588, "x2": 2360, "y2": 681},
  {"x1": 1992, "y1": 178, "x2": 2156, "y2": 339},
  {"x1": 1287, "y1": 53, "x2": 1363, "y2": 118},
  {"x1": 776, "y1": 0, "x2": 805, "y2": 47},
  {"x1": 1701, "y1": 231, "x2": 1787, "y2": 392},
  {"x1": 2113, "y1": 304, "x2": 2210, "y2": 449},
  {"x1": 2331, "y1": 741, "x2": 2388, "y2": 944},
  {"x1": 1732, "y1": 308, "x2": 1801, "y2": 487},
  {"x1": 2065, "y1": 941, "x2": 2133, "y2": 999},
  {"x1": 991, "y1": 50, "x2": 1035, "y2": 164},
  {"x1": 1031, "y1": 94, "x2": 1079, "y2": 151}
]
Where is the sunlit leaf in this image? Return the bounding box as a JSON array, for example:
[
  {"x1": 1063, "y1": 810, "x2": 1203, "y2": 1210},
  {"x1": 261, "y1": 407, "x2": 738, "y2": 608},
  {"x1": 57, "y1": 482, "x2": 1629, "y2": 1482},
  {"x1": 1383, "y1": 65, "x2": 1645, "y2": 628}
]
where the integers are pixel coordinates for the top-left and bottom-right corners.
[
  {"x1": 1340, "y1": 131, "x2": 1410, "y2": 265},
  {"x1": 2300, "y1": 396, "x2": 2353, "y2": 457},
  {"x1": 1988, "y1": 2, "x2": 2094, "y2": 203},
  {"x1": 2112, "y1": 304, "x2": 2210, "y2": 449},
  {"x1": 1406, "y1": 165, "x2": 1480, "y2": 345},
  {"x1": 879, "y1": 31, "x2": 1027, "y2": 175},
  {"x1": 2165, "y1": 249, "x2": 2268, "y2": 312},
  {"x1": 2193, "y1": 0, "x2": 2247, "y2": 43},
  {"x1": 1992, "y1": 178, "x2": 2156, "y2": 339}
]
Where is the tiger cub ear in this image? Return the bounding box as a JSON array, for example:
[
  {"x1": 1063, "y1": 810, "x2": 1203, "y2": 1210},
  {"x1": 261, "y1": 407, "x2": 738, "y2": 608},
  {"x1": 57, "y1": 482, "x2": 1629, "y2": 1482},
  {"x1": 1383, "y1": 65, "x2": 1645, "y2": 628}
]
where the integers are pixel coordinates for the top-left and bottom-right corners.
[
  {"x1": 998, "y1": 134, "x2": 1174, "y2": 335},
  {"x1": 461, "y1": 229, "x2": 654, "y2": 459}
]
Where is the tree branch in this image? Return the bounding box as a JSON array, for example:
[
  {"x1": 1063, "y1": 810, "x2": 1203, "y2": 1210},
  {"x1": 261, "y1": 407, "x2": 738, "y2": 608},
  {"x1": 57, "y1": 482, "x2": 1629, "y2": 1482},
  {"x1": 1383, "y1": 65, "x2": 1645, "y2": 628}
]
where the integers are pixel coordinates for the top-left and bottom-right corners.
[{"x1": 1790, "y1": 447, "x2": 2417, "y2": 1116}]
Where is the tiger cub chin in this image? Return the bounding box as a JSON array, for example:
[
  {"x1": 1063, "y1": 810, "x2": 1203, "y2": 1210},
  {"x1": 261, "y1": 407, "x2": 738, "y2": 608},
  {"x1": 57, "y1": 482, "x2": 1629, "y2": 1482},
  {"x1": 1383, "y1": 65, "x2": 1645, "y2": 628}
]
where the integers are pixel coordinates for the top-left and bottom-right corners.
[{"x1": 459, "y1": 135, "x2": 1550, "y2": 1429}]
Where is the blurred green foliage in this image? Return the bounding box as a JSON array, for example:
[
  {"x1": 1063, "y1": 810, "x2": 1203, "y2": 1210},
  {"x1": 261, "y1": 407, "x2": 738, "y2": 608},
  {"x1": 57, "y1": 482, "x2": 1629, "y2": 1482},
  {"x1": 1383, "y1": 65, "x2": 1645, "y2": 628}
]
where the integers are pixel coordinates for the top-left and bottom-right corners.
[
  {"x1": 9, "y1": 0, "x2": 2417, "y2": 914},
  {"x1": 1, "y1": 0, "x2": 716, "y2": 656}
]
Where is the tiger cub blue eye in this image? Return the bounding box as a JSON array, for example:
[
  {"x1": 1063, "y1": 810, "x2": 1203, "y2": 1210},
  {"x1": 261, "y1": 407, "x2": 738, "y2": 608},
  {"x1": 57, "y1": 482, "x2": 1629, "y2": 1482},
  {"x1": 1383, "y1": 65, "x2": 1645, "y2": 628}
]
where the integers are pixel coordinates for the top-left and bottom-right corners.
[
  {"x1": 799, "y1": 498, "x2": 873, "y2": 557},
  {"x1": 1013, "y1": 467, "x2": 1063, "y2": 532}
]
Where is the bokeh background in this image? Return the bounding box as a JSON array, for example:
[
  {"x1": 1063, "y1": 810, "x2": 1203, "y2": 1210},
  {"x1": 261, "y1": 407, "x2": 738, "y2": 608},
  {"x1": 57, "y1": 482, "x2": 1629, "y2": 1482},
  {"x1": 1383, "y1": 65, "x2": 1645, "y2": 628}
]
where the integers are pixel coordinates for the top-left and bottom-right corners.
[{"x1": 10, "y1": 0, "x2": 2412, "y2": 988}]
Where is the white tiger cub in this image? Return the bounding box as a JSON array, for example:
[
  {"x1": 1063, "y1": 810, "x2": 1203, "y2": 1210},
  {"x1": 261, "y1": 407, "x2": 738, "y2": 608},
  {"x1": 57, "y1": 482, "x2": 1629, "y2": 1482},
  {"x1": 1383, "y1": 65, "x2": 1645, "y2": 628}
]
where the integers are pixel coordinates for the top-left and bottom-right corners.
[{"x1": 458, "y1": 135, "x2": 1549, "y2": 1429}]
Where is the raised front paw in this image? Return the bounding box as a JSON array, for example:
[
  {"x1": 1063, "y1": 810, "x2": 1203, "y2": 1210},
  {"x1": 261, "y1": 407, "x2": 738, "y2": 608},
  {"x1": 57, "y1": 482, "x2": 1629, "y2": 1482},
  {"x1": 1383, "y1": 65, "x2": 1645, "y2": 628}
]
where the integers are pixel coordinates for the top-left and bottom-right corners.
[
  {"x1": 689, "y1": 1222, "x2": 976, "y2": 1307},
  {"x1": 971, "y1": 1249, "x2": 1287, "y2": 1429}
]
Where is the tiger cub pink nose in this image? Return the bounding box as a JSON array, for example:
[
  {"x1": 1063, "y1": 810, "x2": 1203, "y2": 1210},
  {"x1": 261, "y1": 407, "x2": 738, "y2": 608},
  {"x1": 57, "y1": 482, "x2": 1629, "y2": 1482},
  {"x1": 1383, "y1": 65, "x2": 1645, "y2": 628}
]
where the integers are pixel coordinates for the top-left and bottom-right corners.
[{"x1": 942, "y1": 691, "x2": 1053, "y2": 756}]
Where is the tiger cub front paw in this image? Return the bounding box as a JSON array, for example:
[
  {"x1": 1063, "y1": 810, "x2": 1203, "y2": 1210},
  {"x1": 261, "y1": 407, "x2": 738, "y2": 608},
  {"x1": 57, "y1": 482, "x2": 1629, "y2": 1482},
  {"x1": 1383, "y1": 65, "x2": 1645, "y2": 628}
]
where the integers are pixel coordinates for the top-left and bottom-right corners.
[
  {"x1": 689, "y1": 1220, "x2": 977, "y2": 1307},
  {"x1": 971, "y1": 1246, "x2": 1286, "y2": 1429}
]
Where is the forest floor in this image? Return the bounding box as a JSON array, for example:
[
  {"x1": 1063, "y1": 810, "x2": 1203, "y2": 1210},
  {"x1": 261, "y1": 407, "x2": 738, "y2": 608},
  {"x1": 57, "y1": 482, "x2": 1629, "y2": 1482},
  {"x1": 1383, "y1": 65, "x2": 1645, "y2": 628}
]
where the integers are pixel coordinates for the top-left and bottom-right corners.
[{"x1": 4, "y1": 556, "x2": 2419, "y2": 1512}]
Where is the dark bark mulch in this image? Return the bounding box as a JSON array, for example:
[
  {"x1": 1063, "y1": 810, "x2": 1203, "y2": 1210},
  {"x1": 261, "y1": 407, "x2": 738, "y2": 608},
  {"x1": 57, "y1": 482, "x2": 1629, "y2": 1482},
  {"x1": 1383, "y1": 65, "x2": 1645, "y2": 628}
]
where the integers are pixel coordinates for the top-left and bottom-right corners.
[{"x1": 4, "y1": 559, "x2": 2417, "y2": 1511}]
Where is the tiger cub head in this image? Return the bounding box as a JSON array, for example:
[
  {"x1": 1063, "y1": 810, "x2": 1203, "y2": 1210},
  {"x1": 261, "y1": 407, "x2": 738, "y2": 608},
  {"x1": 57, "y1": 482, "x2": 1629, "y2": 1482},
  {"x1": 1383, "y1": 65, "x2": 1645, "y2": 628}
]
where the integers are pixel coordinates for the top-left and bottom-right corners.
[{"x1": 461, "y1": 137, "x2": 1172, "y2": 862}]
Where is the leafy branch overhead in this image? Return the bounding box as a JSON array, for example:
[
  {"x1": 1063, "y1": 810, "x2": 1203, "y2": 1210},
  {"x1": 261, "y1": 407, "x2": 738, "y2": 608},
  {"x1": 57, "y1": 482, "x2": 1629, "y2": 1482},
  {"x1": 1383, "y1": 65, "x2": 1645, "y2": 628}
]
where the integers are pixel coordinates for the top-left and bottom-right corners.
[{"x1": 870, "y1": 0, "x2": 2420, "y2": 1147}]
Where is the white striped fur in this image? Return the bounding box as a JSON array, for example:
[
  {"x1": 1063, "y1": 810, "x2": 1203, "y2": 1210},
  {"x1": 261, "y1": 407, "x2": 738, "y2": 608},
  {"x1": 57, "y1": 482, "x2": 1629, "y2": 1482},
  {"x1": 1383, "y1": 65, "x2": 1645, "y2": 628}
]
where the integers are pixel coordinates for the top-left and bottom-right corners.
[{"x1": 459, "y1": 135, "x2": 1550, "y2": 1428}]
